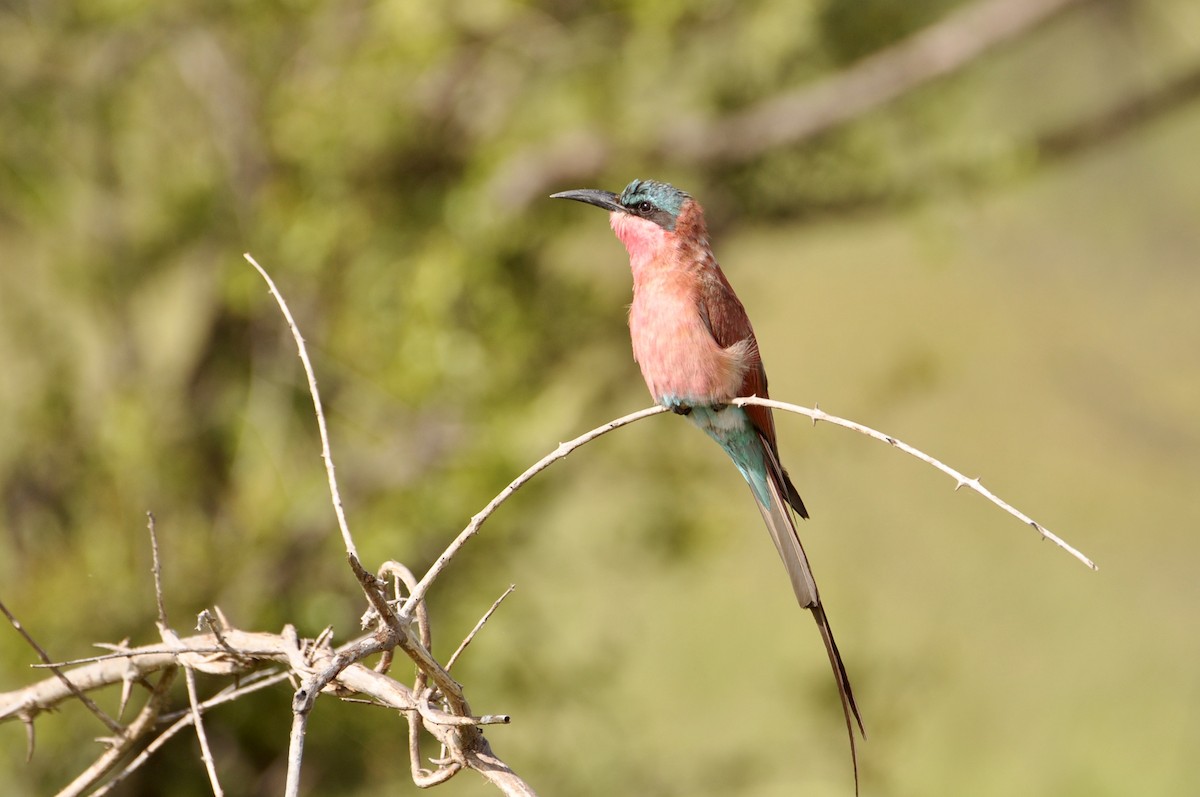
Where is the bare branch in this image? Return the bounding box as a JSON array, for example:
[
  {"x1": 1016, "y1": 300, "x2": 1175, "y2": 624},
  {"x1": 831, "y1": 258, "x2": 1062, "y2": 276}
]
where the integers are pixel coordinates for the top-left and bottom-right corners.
[
  {"x1": 196, "y1": 609, "x2": 240, "y2": 660},
  {"x1": 95, "y1": 671, "x2": 293, "y2": 796},
  {"x1": 415, "y1": 687, "x2": 511, "y2": 728},
  {"x1": 1, "y1": 630, "x2": 521, "y2": 747},
  {"x1": 732, "y1": 396, "x2": 1097, "y2": 570},
  {"x1": 147, "y1": 515, "x2": 229, "y2": 794},
  {"x1": 243, "y1": 253, "x2": 358, "y2": 562},
  {"x1": 156, "y1": 668, "x2": 292, "y2": 725},
  {"x1": 447, "y1": 585, "x2": 516, "y2": 672},
  {"x1": 289, "y1": 635, "x2": 391, "y2": 716},
  {"x1": 244, "y1": 254, "x2": 511, "y2": 791},
  {"x1": 284, "y1": 710, "x2": 307, "y2": 797},
  {"x1": 243, "y1": 254, "x2": 462, "y2": 726},
  {"x1": 401, "y1": 405, "x2": 671, "y2": 617},
  {"x1": 32, "y1": 646, "x2": 281, "y2": 670},
  {"x1": 147, "y1": 512, "x2": 169, "y2": 628},
  {"x1": 2, "y1": 632, "x2": 278, "y2": 723},
  {"x1": 377, "y1": 562, "x2": 460, "y2": 786},
  {"x1": 466, "y1": 744, "x2": 540, "y2": 797},
  {"x1": 181, "y1": 661, "x2": 224, "y2": 797},
  {"x1": 244, "y1": 252, "x2": 408, "y2": 747},
  {"x1": 0, "y1": 599, "x2": 124, "y2": 735},
  {"x1": 334, "y1": 659, "x2": 535, "y2": 794},
  {"x1": 379, "y1": 561, "x2": 429, "y2": 650},
  {"x1": 56, "y1": 667, "x2": 177, "y2": 797}
]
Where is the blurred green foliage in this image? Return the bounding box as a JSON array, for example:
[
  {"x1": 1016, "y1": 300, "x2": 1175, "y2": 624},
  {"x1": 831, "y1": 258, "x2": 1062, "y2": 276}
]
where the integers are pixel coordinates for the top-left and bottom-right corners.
[{"x1": 2, "y1": 0, "x2": 1199, "y2": 795}]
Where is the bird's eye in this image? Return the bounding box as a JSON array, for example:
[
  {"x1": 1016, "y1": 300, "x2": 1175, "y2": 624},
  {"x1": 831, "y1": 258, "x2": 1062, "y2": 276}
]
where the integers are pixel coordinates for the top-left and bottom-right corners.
[{"x1": 636, "y1": 201, "x2": 653, "y2": 214}]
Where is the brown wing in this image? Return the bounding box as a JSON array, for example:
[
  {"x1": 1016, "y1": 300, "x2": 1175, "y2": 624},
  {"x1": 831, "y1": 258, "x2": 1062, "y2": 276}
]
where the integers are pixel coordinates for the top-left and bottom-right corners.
[{"x1": 695, "y1": 264, "x2": 808, "y2": 518}]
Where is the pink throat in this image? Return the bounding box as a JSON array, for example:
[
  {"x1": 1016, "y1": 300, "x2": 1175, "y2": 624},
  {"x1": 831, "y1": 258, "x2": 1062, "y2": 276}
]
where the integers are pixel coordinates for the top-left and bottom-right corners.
[{"x1": 610, "y1": 212, "x2": 670, "y2": 279}]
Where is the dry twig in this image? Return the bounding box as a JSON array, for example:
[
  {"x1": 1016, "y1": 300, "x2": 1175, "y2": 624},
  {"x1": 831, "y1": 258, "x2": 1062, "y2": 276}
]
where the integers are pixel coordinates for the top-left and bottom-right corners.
[
  {"x1": 243, "y1": 253, "x2": 358, "y2": 562},
  {"x1": 56, "y1": 668, "x2": 178, "y2": 797},
  {"x1": 244, "y1": 254, "x2": 525, "y2": 794},
  {"x1": 447, "y1": 585, "x2": 516, "y2": 672},
  {"x1": 1, "y1": 627, "x2": 534, "y2": 795},
  {"x1": 0, "y1": 600, "x2": 123, "y2": 737},
  {"x1": 733, "y1": 396, "x2": 1097, "y2": 570},
  {"x1": 93, "y1": 671, "x2": 291, "y2": 796},
  {"x1": 400, "y1": 405, "x2": 671, "y2": 617}
]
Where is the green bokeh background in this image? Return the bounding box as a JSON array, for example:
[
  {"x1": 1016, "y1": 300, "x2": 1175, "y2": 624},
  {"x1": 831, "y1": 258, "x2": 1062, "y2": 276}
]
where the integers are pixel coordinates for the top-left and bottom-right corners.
[{"x1": 2, "y1": 1, "x2": 1198, "y2": 794}]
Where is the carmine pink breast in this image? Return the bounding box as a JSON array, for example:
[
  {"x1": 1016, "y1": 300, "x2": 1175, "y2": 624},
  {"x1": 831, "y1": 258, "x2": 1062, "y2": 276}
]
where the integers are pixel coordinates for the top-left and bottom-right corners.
[{"x1": 612, "y1": 212, "x2": 749, "y2": 406}]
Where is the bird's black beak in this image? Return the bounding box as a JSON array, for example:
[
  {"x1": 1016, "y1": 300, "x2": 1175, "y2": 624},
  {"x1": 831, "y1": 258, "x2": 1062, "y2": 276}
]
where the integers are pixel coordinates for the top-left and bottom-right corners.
[{"x1": 549, "y1": 188, "x2": 624, "y2": 213}]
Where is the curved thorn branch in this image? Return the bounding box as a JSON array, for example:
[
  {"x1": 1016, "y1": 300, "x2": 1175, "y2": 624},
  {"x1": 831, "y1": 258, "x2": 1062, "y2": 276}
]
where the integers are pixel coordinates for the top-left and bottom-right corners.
[
  {"x1": 733, "y1": 396, "x2": 1098, "y2": 570},
  {"x1": 401, "y1": 406, "x2": 672, "y2": 617},
  {"x1": 243, "y1": 253, "x2": 358, "y2": 562}
]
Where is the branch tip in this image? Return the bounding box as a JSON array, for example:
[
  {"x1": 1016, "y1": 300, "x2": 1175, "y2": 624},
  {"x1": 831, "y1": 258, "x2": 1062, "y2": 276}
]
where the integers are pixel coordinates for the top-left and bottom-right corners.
[{"x1": 733, "y1": 395, "x2": 1097, "y2": 571}]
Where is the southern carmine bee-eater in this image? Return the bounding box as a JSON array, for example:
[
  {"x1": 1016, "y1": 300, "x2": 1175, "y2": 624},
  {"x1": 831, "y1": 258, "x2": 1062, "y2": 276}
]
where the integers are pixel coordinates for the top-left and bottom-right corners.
[{"x1": 551, "y1": 179, "x2": 865, "y2": 789}]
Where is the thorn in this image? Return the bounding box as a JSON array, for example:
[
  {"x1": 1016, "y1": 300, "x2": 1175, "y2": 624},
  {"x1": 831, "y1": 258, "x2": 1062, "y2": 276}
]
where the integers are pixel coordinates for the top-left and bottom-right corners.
[
  {"x1": 21, "y1": 712, "x2": 35, "y2": 762},
  {"x1": 118, "y1": 664, "x2": 136, "y2": 719},
  {"x1": 360, "y1": 606, "x2": 379, "y2": 630},
  {"x1": 314, "y1": 626, "x2": 336, "y2": 649}
]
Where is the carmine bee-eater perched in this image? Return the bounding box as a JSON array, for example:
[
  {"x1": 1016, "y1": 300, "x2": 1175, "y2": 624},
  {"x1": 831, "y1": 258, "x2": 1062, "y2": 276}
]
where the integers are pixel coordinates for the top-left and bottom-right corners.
[{"x1": 552, "y1": 179, "x2": 865, "y2": 789}]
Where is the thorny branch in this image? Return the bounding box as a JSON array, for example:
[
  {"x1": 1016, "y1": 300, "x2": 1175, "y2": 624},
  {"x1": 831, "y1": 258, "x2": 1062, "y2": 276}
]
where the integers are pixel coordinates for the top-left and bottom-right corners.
[
  {"x1": 56, "y1": 667, "x2": 178, "y2": 797},
  {"x1": 733, "y1": 396, "x2": 1096, "y2": 570},
  {"x1": 242, "y1": 254, "x2": 521, "y2": 795},
  {"x1": 0, "y1": 599, "x2": 123, "y2": 738},
  {"x1": 247, "y1": 253, "x2": 669, "y2": 793},
  {"x1": 0, "y1": 622, "x2": 526, "y2": 796},
  {"x1": 400, "y1": 404, "x2": 670, "y2": 618},
  {"x1": 243, "y1": 253, "x2": 358, "y2": 563}
]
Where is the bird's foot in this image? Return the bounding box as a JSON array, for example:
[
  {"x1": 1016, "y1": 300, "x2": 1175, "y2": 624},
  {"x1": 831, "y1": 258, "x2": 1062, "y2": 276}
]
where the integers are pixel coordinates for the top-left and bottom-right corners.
[{"x1": 671, "y1": 405, "x2": 692, "y2": 416}]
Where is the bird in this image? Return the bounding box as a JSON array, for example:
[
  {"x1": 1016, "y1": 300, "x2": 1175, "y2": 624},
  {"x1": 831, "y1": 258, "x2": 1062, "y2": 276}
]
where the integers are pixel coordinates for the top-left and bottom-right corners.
[{"x1": 551, "y1": 179, "x2": 865, "y2": 790}]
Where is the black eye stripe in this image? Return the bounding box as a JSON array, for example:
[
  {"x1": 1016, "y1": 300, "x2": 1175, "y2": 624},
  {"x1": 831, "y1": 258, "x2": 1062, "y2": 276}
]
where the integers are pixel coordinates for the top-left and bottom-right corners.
[
  {"x1": 620, "y1": 193, "x2": 677, "y2": 231},
  {"x1": 616, "y1": 180, "x2": 685, "y2": 231}
]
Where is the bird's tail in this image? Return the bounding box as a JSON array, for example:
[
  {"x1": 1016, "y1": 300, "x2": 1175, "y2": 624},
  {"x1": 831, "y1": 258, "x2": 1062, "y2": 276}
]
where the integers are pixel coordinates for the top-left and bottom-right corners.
[{"x1": 755, "y1": 439, "x2": 865, "y2": 793}]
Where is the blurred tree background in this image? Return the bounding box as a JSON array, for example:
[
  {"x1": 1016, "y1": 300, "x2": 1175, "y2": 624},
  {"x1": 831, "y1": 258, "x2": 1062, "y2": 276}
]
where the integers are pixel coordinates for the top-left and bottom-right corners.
[{"x1": 2, "y1": 0, "x2": 1198, "y2": 794}]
